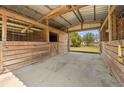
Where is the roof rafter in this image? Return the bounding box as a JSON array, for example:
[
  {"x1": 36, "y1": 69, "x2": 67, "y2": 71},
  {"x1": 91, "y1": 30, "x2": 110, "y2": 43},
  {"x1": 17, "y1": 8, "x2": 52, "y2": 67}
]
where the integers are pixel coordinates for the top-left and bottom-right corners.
[
  {"x1": 100, "y1": 5, "x2": 117, "y2": 31},
  {"x1": 45, "y1": 5, "x2": 72, "y2": 26},
  {"x1": 0, "y1": 7, "x2": 65, "y2": 34},
  {"x1": 71, "y1": 5, "x2": 82, "y2": 23},
  {"x1": 20, "y1": 5, "x2": 88, "y2": 32},
  {"x1": 41, "y1": 5, "x2": 88, "y2": 21}
]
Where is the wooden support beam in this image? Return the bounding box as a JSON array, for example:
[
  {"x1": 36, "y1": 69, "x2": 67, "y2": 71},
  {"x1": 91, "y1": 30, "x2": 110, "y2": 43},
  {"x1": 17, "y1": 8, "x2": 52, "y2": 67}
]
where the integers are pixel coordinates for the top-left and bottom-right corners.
[
  {"x1": 94, "y1": 5, "x2": 96, "y2": 20},
  {"x1": 67, "y1": 28, "x2": 70, "y2": 52},
  {"x1": 71, "y1": 6, "x2": 82, "y2": 23},
  {"x1": 77, "y1": 9, "x2": 84, "y2": 22},
  {"x1": 21, "y1": 5, "x2": 74, "y2": 33},
  {"x1": 2, "y1": 14, "x2": 7, "y2": 41},
  {"x1": 100, "y1": 5, "x2": 117, "y2": 31},
  {"x1": 41, "y1": 5, "x2": 88, "y2": 21},
  {"x1": 45, "y1": 5, "x2": 72, "y2": 26},
  {"x1": 0, "y1": 14, "x2": 7, "y2": 72},
  {"x1": 0, "y1": 7, "x2": 64, "y2": 34},
  {"x1": 68, "y1": 26, "x2": 100, "y2": 32},
  {"x1": 46, "y1": 20, "x2": 49, "y2": 42},
  {"x1": 40, "y1": 5, "x2": 66, "y2": 21},
  {"x1": 100, "y1": 17, "x2": 108, "y2": 31},
  {"x1": 112, "y1": 12, "x2": 117, "y2": 40},
  {"x1": 66, "y1": 20, "x2": 102, "y2": 29},
  {"x1": 108, "y1": 6, "x2": 113, "y2": 41},
  {"x1": 60, "y1": 15, "x2": 72, "y2": 25},
  {"x1": 72, "y1": 10, "x2": 81, "y2": 23},
  {"x1": 20, "y1": 5, "x2": 86, "y2": 32}
]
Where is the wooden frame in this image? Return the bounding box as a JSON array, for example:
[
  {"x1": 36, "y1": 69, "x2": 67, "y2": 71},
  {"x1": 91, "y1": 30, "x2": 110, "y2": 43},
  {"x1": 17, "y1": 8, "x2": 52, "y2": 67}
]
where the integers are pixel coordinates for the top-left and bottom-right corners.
[
  {"x1": 68, "y1": 26, "x2": 100, "y2": 32},
  {"x1": 0, "y1": 14, "x2": 7, "y2": 72},
  {"x1": 100, "y1": 5, "x2": 117, "y2": 42},
  {"x1": 41, "y1": 5, "x2": 88, "y2": 21},
  {"x1": 0, "y1": 7, "x2": 65, "y2": 34}
]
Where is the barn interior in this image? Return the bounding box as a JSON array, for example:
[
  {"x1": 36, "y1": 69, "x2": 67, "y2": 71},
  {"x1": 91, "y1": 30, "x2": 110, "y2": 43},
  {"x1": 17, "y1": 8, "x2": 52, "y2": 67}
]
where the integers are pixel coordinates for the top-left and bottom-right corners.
[{"x1": 0, "y1": 5, "x2": 124, "y2": 86}]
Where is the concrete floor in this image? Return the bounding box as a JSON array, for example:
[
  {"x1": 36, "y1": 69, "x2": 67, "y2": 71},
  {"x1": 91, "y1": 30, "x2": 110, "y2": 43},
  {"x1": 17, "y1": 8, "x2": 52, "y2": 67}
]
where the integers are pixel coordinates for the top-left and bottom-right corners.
[{"x1": 0, "y1": 52, "x2": 122, "y2": 87}]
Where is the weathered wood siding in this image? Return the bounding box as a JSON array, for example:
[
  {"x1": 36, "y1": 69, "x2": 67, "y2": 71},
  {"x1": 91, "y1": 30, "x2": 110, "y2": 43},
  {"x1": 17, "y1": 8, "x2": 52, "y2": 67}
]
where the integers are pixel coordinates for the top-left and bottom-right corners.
[
  {"x1": 1, "y1": 41, "x2": 50, "y2": 70},
  {"x1": 59, "y1": 33, "x2": 68, "y2": 53},
  {"x1": 102, "y1": 40, "x2": 124, "y2": 83},
  {"x1": 0, "y1": 32, "x2": 68, "y2": 71}
]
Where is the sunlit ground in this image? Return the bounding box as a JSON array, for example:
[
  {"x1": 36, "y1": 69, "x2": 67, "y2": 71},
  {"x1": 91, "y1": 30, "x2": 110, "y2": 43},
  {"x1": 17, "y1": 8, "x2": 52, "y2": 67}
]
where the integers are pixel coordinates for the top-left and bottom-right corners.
[{"x1": 70, "y1": 46, "x2": 100, "y2": 53}]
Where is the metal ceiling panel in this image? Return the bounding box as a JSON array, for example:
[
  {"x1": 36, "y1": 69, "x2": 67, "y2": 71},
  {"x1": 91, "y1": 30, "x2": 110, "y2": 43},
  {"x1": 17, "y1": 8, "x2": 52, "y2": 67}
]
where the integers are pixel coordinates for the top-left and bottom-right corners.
[
  {"x1": 79, "y1": 6, "x2": 94, "y2": 20},
  {"x1": 47, "y1": 5, "x2": 59, "y2": 9},
  {"x1": 27, "y1": 5, "x2": 51, "y2": 15},
  {"x1": 62, "y1": 11, "x2": 80, "y2": 25},
  {"x1": 48, "y1": 20, "x2": 64, "y2": 28},
  {"x1": 4, "y1": 5, "x2": 41, "y2": 20},
  {"x1": 95, "y1": 5, "x2": 108, "y2": 20},
  {"x1": 2, "y1": 5, "x2": 108, "y2": 30},
  {"x1": 53, "y1": 16, "x2": 71, "y2": 26}
]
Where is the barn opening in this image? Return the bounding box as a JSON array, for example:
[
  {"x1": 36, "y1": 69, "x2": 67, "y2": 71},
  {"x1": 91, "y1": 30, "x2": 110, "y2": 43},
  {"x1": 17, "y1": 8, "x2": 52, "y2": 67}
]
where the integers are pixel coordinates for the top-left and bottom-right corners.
[
  {"x1": 69, "y1": 29, "x2": 100, "y2": 53},
  {"x1": 0, "y1": 5, "x2": 124, "y2": 87}
]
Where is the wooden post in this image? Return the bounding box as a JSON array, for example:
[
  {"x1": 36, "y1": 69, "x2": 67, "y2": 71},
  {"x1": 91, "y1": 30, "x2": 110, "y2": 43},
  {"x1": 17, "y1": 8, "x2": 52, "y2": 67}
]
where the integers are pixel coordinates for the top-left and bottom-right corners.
[
  {"x1": 112, "y1": 13, "x2": 117, "y2": 40},
  {"x1": 67, "y1": 28, "x2": 70, "y2": 52},
  {"x1": 46, "y1": 19, "x2": 49, "y2": 42},
  {"x1": 108, "y1": 6, "x2": 113, "y2": 41},
  {"x1": 99, "y1": 29, "x2": 102, "y2": 53},
  {"x1": 0, "y1": 14, "x2": 7, "y2": 72},
  {"x1": 2, "y1": 14, "x2": 7, "y2": 41}
]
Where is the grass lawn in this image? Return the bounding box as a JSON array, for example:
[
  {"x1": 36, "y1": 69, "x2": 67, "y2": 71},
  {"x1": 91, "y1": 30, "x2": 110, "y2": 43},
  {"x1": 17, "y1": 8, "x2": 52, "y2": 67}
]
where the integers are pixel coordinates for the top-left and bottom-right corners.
[{"x1": 70, "y1": 46, "x2": 100, "y2": 53}]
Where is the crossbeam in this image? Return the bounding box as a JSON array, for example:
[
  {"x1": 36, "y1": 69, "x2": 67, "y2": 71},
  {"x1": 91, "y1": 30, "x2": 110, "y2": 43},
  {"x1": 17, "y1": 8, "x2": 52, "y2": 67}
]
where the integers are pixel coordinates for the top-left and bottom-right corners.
[
  {"x1": 0, "y1": 7, "x2": 65, "y2": 34},
  {"x1": 100, "y1": 5, "x2": 117, "y2": 31},
  {"x1": 68, "y1": 26, "x2": 100, "y2": 32}
]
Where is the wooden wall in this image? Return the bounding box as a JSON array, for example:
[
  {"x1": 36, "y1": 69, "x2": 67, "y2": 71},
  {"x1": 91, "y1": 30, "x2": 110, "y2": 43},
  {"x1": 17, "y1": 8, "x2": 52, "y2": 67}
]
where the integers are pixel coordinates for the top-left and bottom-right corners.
[
  {"x1": 1, "y1": 41, "x2": 50, "y2": 71},
  {"x1": 49, "y1": 32, "x2": 68, "y2": 56},
  {"x1": 0, "y1": 32, "x2": 68, "y2": 72},
  {"x1": 102, "y1": 40, "x2": 124, "y2": 83},
  {"x1": 0, "y1": 7, "x2": 68, "y2": 73},
  {"x1": 58, "y1": 33, "x2": 68, "y2": 53}
]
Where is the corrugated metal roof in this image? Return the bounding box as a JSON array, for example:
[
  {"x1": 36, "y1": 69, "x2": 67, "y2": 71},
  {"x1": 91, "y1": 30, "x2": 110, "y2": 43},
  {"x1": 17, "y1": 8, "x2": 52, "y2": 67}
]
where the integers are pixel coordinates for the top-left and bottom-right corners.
[
  {"x1": 27, "y1": 5, "x2": 50, "y2": 15},
  {"x1": 47, "y1": 5, "x2": 59, "y2": 9},
  {"x1": 2, "y1": 5, "x2": 108, "y2": 31},
  {"x1": 4, "y1": 5, "x2": 42, "y2": 20},
  {"x1": 62, "y1": 11, "x2": 80, "y2": 25},
  {"x1": 53, "y1": 16, "x2": 71, "y2": 26}
]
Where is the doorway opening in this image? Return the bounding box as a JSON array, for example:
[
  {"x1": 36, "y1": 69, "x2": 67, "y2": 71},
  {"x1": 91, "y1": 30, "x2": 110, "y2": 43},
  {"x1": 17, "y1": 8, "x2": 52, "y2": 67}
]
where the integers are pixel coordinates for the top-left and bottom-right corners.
[
  {"x1": 49, "y1": 32, "x2": 58, "y2": 42},
  {"x1": 69, "y1": 29, "x2": 100, "y2": 53}
]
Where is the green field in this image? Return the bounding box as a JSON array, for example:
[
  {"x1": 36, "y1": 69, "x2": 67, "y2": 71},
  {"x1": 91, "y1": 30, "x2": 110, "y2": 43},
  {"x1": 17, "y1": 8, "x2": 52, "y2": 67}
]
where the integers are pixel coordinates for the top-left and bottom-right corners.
[{"x1": 70, "y1": 46, "x2": 99, "y2": 53}]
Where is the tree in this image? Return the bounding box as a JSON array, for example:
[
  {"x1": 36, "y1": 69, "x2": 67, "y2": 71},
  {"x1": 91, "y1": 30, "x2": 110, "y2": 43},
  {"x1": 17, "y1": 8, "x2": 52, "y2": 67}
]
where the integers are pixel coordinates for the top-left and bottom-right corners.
[
  {"x1": 70, "y1": 32, "x2": 82, "y2": 47},
  {"x1": 82, "y1": 32, "x2": 95, "y2": 46},
  {"x1": 94, "y1": 34, "x2": 99, "y2": 42}
]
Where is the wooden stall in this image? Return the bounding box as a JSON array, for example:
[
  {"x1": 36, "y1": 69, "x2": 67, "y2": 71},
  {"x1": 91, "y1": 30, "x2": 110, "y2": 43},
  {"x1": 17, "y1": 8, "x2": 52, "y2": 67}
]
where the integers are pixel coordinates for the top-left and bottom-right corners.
[
  {"x1": 102, "y1": 41, "x2": 124, "y2": 83},
  {"x1": 100, "y1": 6, "x2": 124, "y2": 83},
  {"x1": 0, "y1": 7, "x2": 68, "y2": 73}
]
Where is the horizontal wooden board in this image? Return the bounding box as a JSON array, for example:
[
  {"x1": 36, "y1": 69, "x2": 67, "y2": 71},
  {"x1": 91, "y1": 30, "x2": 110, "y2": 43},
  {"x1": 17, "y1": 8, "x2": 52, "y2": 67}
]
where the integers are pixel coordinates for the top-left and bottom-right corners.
[{"x1": 102, "y1": 40, "x2": 124, "y2": 83}]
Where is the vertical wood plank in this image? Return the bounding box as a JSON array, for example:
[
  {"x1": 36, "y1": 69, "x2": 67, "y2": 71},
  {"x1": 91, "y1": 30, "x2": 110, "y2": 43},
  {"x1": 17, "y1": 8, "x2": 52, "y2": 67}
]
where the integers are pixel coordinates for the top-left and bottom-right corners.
[
  {"x1": 2, "y1": 14, "x2": 7, "y2": 41},
  {"x1": 113, "y1": 13, "x2": 117, "y2": 40},
  {"x1": 67, "y1": 28, "x2": 70, "y2": 52},
  {"x1": 108, "y1": 6, "x2": 113, "y2": 41},
  {"x1": 46, "y1": 19, "x2": 49, "y2": 42},
  {"x1": 0, "y1": 14, "x2": 7, "y2": 72}
]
